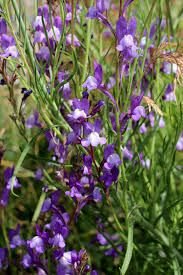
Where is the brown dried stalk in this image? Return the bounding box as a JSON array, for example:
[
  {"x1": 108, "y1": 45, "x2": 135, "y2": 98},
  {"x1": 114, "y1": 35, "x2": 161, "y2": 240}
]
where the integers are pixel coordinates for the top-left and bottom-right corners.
[{"x1": 143, "y1": 96, "x2": 163, "y2": 116}]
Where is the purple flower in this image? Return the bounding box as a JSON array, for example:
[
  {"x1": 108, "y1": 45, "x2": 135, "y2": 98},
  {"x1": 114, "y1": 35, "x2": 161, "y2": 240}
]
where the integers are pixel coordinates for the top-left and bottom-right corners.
[
  {"x1": 28, "y1": 236, "x2": 45, "y2": 254},
  {"x1": 58, "y1": 72, "x2": 72, "y2": 100},
  {"x1": 176, "y1": 132, "x2": 183, "y2": 151},
  {"x1": 35, "y1": 168, "x2": 43, "y2": 180},
  {"x1": 0, "y1": 18, "x2": 7, "y2": 35},
  {"x1": 66, "y1": 34, "x2": 81, "y2": 46},
  {"x1": 25, "y1": 109, "x2": 42, "y2": 128},
  {"x1": 8, "y1": 224, "x2": 25, "y2": 248},
  {"x1": 46, "y1": 211, "x2": 69, "y2": 239},
  {"x1": 163, "y1": 61, "x2": 177, "y2": 75},
  {"x1": 100, "y1": 166, "x2": 119, "y2": 187},
  {"x1": 81, "y1": 119, "x2": 106, "y2": 147},
  {"x1": 49, "y1": 233, "x2": 65, "y2": 249},
  {"x1": 105, "y1": 245, "x2": 123, "y2": 258},
  {"x1": 163, "y1": 84, "x2": 176, "y2": 102},
  {"x1": 27, "y1": 225, "x2": 49, "y2": 255},
  {"x1": 82, "y1": 76, "x2": 98, "y2": 91},
  {"x1": 82, "y1": 61, "x2": 118, "y2": 109},
  {"x1": 121, "y1": 146, "x2": 133, "y2": 161},
  {"x1": 65, "y1": 186, "x2": 82, "y2": 198},
  {"x1": 86, "y1": 7, "x2": 98, "y2": 19},
  {"x1": 159, "y1": 117, "x2": 165, "y2": 128},
  {"x1": 0, "y1": 247, "x2": 8, "y2": 269},
  {"x1": 93, "y1": 188, "x2": 102, "y2": 202},
  {"x1": 139, "y1": 123, "x2": 147, "y2": 134},
  {"x1": 21, "y1": 254, "x2": 32, "y2": 269},
  {"x1": 36, "y1": 46, "x2": 50, "y2": 61},
  {"x1": 132, "y1": 106, "x2": 146, "y2": 121},
  {"x1": 68, "y1": 98, "x2": 90, "y2": 121},
  {"x1": 83, "y1": 155, "x2": 92, "y2": 175},
  {"x1": 104, "y1": 144, "x2": 122, "y2": 170},
  {"x1": 96, "y1": 233, "x2": 109, "y2": 245},
  {"x1": 116, "y1": 16, "x2": 141, "y2": 59},
  {"x1": 1, "y1": 166, "x2": 21, "y2": 207},
  {"x1": 139, "y1": 153, "x2": 150, "y2": 169},
  {"x1": 1, "y1": 34, "x2": 19, "y2": 58}
]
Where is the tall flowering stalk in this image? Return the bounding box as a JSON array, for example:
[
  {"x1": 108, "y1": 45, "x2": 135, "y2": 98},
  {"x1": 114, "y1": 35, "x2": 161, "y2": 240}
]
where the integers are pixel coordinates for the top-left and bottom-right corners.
[{"x1": 0, "y1": 1, "x2": 183, "y2": 274}]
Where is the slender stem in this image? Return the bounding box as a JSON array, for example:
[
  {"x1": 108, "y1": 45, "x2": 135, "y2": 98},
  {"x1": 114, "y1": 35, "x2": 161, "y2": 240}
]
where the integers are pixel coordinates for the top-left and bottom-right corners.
[
  {"x1": 71, "y1": 0, "x2": 74, "y2": 47},
  {"x1": 34, "y1": 0, "x2": 38, "y2": 17},
  {"x1": 1, "y1": 209, "x2": 11, "y2": 257},
  {"x1": 120, "y1": 221, "x2": 134, "y2": 275},
  {"x1": 81, "y1": 0, "x2": 94, "y2": 86},
  {"x1": 32, "y1": 192, "x2": 46, "y2": 224}
]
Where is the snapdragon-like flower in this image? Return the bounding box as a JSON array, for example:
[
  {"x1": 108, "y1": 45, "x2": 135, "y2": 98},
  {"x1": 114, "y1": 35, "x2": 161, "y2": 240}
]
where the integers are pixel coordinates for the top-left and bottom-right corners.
[
  {"x1": 68, "y1": 98, "x2": 90, "y2": 122},
  {"x1": 163, "y1": 84, "x2": 176, "y2": 102},
  {"x1": 1, "y1": 166, "x2": 21, "y2": 207},
  {"x1": 1, "y1": 34, "x2": 19, "y2": 58},
  {"x1": 27, "y1": 225, "x2": 49, "y2": 255},
  {"x1": 0, "y1": 247, "x2": 8, "y2": 270},
  {"x1": 82, "y1": 61, "x2": 118, "y2": 109},
  {"x1": 8, "y1": 224, "x2": 25, "y2": 248},
  {"x1": 116, "y1": 16, "x2": 141, "y2": 59},
  {"x1": 0, "y1": 18, "x2": 7, "y2": 36},
  {"x1": 86, "y1": 0, "x2": 114, "y2": 32},
  {"x1": 176, "y1": 132, "x2": 183, "y2": 151},
  {"x1": 25, "y1": 109, "x2": 42, "y2": 128},
  {"x1": 83, "y1": 155, "x2": 92, "y2": 175},
  {"x1": 100, "y1": 144, "x2": 122, "y2": 187},
  {"x1": 130, "y1": 94, "x2": 147, "y2": 121},
  {"x1": 81, "y1": 119, "x2": 107, "y2": 147}
]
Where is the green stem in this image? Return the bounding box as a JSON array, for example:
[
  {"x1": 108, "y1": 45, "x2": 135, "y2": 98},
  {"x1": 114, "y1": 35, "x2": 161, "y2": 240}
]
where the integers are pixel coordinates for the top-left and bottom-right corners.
[
  {"x1": 34, "y1": 0, "x2": 38, "y2": 17},
  {"x1": 120, "y1": 221, "x2": 133, "y2": 275},
  {"x1": 81, "y1": 0, "x2": 94, "y2": 86},
  {"x1": 1, "y1": 209, "x2": 11, "y2": 257},
  {"x1": 32, "y1": 192, "x2": 46, "y2": 224}
]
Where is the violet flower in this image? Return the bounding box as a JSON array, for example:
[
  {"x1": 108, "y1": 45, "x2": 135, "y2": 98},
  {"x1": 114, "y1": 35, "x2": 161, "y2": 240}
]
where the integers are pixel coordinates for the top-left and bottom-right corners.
[
  {"x1": 104, "y1": 144, "x2": 122, "y2": 171},
  {"x1": 82, "y1": 61, "x2": 118, "y2": 110},
  {"x1": 21, "y1": 254, "x2": 32, "y2": 269},
  {"x1": 35, "y1": 168, "x2": 44, "y2": 180},
  {"x1": 116, "y1": 16, "x2": 141, "y2": 59},
  {"x1": 68, "y1": 98, "x2": 90, "y2": 122},
  {"x1": 27, "y1": 224, "x2": 49, "y2": 255},
  {"x1": 25, "y1": 109, "x2": 42, "y2": 128},
  {"x1": 0, "y1": 18, "x2": 7, "y2": 36},
  {"x1": 1, "y1": 166, "x2": 21, "y2": 207},
  {"x1": 0, "y1": 34, "x2": 19, "y2": 58},
  {"x1": 163, "y1": 84, "x2": 176, "y2": 102},
  {"x1": 8, "y1": 224, "x2": 25, "y2": 248},
  {"x1": 0, "y1": 248, "x2": 8, "y2": 269},
  {"x1": 81, "y1": 119, "x2": 107, "y2": 147},
  {"x1": 176, "y1": 132, "x2": 183, "y2": 151}
]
